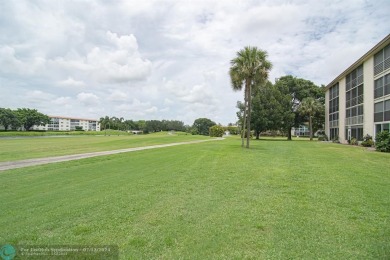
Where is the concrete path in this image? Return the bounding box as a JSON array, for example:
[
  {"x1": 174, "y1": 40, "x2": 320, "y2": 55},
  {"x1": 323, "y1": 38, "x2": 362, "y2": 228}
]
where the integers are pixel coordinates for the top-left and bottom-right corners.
[{"x1": 0, "y1": 138, "x2": 224, "y2": 172}]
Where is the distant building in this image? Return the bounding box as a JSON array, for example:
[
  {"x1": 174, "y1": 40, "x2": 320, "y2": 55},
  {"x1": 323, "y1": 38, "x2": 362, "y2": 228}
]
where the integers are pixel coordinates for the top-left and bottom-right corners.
[
  {"x1": 292, "y1": 125, "x2": 310, "y2": 137},
  {"x1": 33, "y1": 116, "x2": 100, "y2": 131},
  {"x1": 325, "y1": 34, "x2": 390, "y2": 143}
]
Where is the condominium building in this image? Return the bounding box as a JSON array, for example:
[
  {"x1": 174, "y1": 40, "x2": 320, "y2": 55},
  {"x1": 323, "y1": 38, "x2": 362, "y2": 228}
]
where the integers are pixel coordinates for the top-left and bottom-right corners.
[
  {"x1": 32, "y1": 116, "x2": 101, "y2": 131},
  {"x1": 325, "y1": 34, "x2": 390, "y2": 143}
]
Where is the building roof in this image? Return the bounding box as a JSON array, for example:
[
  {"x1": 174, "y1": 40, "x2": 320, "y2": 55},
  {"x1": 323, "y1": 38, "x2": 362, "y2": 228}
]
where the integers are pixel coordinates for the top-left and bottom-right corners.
[
  {"x1": 49, "y1": 115, "x2": 99, "y2": 121},
  {"x1": 326, "y1": 33, "x2": 390, "y2": 90}
]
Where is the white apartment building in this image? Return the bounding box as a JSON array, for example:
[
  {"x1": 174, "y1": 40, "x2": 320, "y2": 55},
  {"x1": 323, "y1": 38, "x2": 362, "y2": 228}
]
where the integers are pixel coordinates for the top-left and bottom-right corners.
[
  {"x1": 33, "y1": 116, "x2": 101, "y2": 131},
  {"x1": 325, "y1": 34, "x2": 390, "y2": 143}
]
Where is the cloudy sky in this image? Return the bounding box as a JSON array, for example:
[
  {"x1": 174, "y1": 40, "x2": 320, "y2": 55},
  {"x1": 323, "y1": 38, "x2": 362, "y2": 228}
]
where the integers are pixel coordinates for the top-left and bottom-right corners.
[{"x1": 0, "y1": 0, "x2": 389, "y2": 125}]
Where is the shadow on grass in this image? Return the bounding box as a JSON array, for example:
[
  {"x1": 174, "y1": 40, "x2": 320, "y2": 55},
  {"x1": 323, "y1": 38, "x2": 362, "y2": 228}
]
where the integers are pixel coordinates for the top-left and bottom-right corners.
[{"x1": 254, "y1": 138, "x2": 291, "y2": 142}]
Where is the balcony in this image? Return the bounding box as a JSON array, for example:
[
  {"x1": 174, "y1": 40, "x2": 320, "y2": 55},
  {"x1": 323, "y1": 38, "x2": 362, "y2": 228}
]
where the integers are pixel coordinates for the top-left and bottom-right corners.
[
  {"x1": 329, "y1": 120, "x2": 339, "y2": 128},
  {"x1": 345, "y1": 115, "x2": 363, "y2": 126}
]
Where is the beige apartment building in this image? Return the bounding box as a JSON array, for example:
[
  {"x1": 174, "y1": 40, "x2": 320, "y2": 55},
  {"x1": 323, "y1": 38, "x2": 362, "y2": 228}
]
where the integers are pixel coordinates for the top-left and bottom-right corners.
[
  {"x1": 33, "y1": 116, "x2": 101, "y2": 131},
  {"x1": 325, "y1": 34, "x2": 390, "y2": 143}
]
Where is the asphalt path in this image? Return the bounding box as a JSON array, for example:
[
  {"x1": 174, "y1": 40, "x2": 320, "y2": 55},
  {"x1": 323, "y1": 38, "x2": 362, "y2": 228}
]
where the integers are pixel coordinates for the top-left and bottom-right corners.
[{"x1": 0, "y1": 138, "x2": 224, "y2": 171}]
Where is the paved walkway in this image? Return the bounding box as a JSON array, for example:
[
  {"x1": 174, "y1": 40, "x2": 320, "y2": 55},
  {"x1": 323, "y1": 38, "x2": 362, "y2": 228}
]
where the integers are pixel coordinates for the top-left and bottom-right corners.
[{"x1": 0, "y1": 138, "x2": 224, "y2": 171}]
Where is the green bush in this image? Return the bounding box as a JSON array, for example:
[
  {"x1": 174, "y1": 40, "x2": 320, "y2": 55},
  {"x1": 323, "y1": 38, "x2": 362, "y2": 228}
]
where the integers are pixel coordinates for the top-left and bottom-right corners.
[
  {"x1": 350, "y1": 137, "x2": 358, "y2": 146},
  {"x1": 241, "y1": 130, "x2": 253, "y2": 138},
  {"x1": 209, "y1": 125, "x2": 224, "y2": 137},
  {"x1": 191, "y1": 128, "x2": 198, "y2": 135},
  {"x1": 375, "y1": 131, "x2": 390, "y2": 152},
  {"x1": 317, "y1": 130, "x2": 328, "y2": 141},
  {"x1": 361, "y1": 134, "x2": 374, "y2": 147},
  {"x1": 225, "y1": 126, "x2": 239, "y2": 135},
  {"x1": 332, "y1": 136, "x2": 340, "y2": 143}
]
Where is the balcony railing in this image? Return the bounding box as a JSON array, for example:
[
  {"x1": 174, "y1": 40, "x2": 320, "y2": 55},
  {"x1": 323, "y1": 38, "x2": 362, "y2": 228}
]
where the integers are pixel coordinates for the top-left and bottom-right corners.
[
  {"x1": 329, "y1": 120, "x2": 339, "y2": 128},
  {"x1": 345, "y1": 115, "x2": 363, "y2": 125}
]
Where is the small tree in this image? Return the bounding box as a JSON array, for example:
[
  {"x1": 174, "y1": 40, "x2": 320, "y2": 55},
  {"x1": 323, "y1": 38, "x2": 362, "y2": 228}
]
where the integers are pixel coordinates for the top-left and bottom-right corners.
[{"x1": 209, "y1": 125, "x2": 224, "y2": 137}]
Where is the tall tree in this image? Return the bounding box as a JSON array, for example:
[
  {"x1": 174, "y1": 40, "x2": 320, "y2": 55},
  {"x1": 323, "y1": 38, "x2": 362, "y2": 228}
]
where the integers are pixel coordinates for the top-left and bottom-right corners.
[
  {"x1": 192, "y1": 118, "x2": 216, "y2": 136},
  {"x1": 251, "y1": 81, "x2": 284, "y2": 139},
  {"x1": 298, "y1": 97, "x2": 323, "y2": 140},
  {"x1": 229, "y1": 46, "x2": 272, "y2": 148},
  {"x1": 16, "y1": 108, "x2": 50, "y2": 131},
  {"x1": 0, "y1": 108, "x2": 20, "y2": 131},
  {"x1": 274, "y1": 76, "x2": 324, "y2": 140}
]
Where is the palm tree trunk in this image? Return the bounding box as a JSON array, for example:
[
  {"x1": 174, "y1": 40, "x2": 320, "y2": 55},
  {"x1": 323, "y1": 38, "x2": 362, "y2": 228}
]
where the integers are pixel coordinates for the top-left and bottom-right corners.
[
  {"x1": 241, "y1": 88, "x2": 247, "y2": 147},
  {"x1": 246, "y1": 80, "x2": 252, "y2": 148}
]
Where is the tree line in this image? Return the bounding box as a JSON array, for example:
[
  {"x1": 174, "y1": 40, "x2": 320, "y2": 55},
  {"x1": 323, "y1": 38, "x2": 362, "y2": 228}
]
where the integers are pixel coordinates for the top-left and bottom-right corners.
[
  {"x1": 230, "y1": 46, "x2": 325, "y2": 148},
  {"x1": 0, "y1": 108, "x2": 50, "y2": 131},
  {"x1": 99, "y1": 116, "x2": 188, "y2": 133},
  {"x1": 236, "y1": 76, "x2": 325, "y2": 141},
  {"x1": 99, "y1": 117, "x2": 239, "y2": 136}
]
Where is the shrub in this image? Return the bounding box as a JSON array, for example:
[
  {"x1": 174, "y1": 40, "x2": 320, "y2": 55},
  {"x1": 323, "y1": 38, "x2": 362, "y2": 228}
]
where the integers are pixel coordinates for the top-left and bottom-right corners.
[
  {"x1": 241, "y1": 130, "x2": 253, "y2": 138},
  {"x1": 332, "y1": 136, "x2": 340, "y2": 143},
  {"x1": 225, "y1": 126, "x2": 239, "y2": 135},
  {"x1": 318, "y1": 134, "x2": 328, "y2": 141},
  {"x1": 317, "y1": 131, "x2": 328, "y2": 141},
  {"x1": 209, "y1": 125, "x2": 224, "y2": 137},
  {"x1": 375, "y1": 131, "x2": 390, "y2": 152},
  {"x1": 350, "y1": 137, "x2": 358, "y2": 145},
  {"x1": 191, "y1": 128, "x2": 198, "y2": 135},
  {"x1": 361, "y1": 134, "x2": 374, "y2": 147}
]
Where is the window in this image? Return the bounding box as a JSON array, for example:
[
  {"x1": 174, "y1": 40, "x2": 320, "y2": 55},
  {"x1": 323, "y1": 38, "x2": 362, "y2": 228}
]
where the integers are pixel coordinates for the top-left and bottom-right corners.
[
  {"x1": 345, "y1": 65, "x2": 364, "y2": 125},
  {"x1": 375, "y1": 77, "x2": 384, "y2": 98},
  {"x1": 330, "y1": 128, "x2": 339, "y2": 140},
  {"x1": 345, "y1": 126, "x2": 363, "y2": 141},
  {"x1": 374, "y1": 43, "x2": 390, "y2": 76},
  {"x1": 385, "y1": 100, "x2": 390, "y2": 121},
  {"x1": 375, "y1": 101, "x2": 384, "y2": 122},
  {"x1": 328, "y1": 83, "x2": 339, "y2": 129},
  {"x1": 374, "y1": 73, "x2": 390, "y2": 98},
  {"x1": 385, "y1": 74, "x2": 390, "y2": 96}
]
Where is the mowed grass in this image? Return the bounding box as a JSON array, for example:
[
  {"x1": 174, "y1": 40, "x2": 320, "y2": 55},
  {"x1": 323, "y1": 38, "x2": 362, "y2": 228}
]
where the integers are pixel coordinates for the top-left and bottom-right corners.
[
  {"x1": 0, "y1": 132, "x2": 208, "y2": 162},
  {"x1": 1, "y1": 137, "x2": 389, "y2": 259}
]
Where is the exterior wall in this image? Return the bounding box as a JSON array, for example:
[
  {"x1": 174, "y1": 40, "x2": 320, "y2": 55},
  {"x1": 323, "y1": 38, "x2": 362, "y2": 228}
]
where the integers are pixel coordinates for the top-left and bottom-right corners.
[
  {"x1": 32, "y1": 116, "x2": 100, "y2": 131},
  {"x1": 325, "y1": 90, "x2": 329, "y2": 137},
  {"x1": 59, "y1": 118, "x2": 70, "y2": 131},
  {"x1": 339, "y1": 77, "x2": 346, "y2": 143},
  {"x1": 363, "y1": 56, "x2": 375, "y2": 137},
  {"x1": 325, "y1": 35, "x2": 390, "y2": 143}
]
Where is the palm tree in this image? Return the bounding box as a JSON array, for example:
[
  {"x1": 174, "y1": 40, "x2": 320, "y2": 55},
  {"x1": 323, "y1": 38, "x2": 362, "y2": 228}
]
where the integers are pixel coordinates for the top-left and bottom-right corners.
[
  {"x1": 229, "y1": 46, "x2": 272, "y2": 148},
  {"x1": 298, "y1": 97, "x2": 323, "y2": 141}
]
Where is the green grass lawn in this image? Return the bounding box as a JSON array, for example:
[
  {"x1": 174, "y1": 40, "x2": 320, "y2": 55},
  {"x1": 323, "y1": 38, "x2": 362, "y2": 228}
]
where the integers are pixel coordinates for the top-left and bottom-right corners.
[
  {"x1": 0, "y1": 132, "x2": 208, "y2": 162},
  {"x1": 1, "y1": 136, "x2": 389, "y2": 259}
]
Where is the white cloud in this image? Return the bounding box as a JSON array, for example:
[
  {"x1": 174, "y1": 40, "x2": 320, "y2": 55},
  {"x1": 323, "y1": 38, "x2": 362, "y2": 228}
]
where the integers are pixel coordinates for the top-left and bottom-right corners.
[
  {"x1": 49, "y1": 31, "x2": 152, "y2": 84},
  {"x1": 107, "y1": 90, "x2": 129, "y2": 101},
  {"x1": 0, "y1": 45, "x2": 45, "y2": 75},
  {"x1": 77, "y1": 92, "x2": 100, "y2": 106},
  {"x1": 164, "y1": 98, "x2": 174, "y2": 105},
  {"x1": 57, "y1": 77, "x2": 86, "y2": 87},
  {"x1": 145, "y1": 106, "x2": 158, "y2": 113},
  {"x1": 114, "y1": 98, "x2": 158, "y2": 117},
  {"x1": 52, "y1": 96, "x2": 72, "y2": 106},
  {"x1": 25, "y1": 90, "x2": 55, "y2": 103}
]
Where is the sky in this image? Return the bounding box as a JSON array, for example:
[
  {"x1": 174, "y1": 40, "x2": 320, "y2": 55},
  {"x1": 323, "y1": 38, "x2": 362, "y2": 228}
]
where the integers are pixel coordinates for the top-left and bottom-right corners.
[{"x1": 0, "y1": 0, "x2": 389, "y2": 125}]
